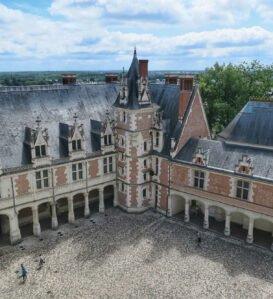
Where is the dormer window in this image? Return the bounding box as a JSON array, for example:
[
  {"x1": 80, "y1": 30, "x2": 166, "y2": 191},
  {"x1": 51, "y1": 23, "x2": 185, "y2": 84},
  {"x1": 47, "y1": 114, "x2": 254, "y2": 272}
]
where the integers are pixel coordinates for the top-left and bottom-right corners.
[
  {"x1": 72, "y1": 139, "x2": 82, "y2": 151},
  {"x1": 104, "y1": 134, "x2": 112, "y2": 146},
  {"x1": 29, "y1": 117, "x2": 50, "y2": 164},
  {"x1": 35, "y1": 145, "x2": 46, "y2": 157}
]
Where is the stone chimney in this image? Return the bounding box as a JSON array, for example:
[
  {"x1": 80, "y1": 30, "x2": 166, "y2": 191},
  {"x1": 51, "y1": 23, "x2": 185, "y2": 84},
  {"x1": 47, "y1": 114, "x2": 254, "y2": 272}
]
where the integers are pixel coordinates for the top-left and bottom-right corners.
[
  {"x1": 139, "y1": 60, "x2": 148, "y2": 79},
  {"x1": 178, "y1": 75, "x2": 194, "y2": 123},
  {"x1": 62, "y1": 74, "x2": 76, "y2": 85}
]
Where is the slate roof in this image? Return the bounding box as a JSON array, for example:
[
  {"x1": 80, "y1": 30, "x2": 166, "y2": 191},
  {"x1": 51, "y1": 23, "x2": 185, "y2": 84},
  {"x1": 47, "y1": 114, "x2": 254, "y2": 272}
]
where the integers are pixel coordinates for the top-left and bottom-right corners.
[
  {"x1": 218, "y1": 99, "x2": 273, "y2": 147},
  {"x1": 0, "y1": 84, "x2": 119, "y2": 168},
  {"x1": 175, "y1": 137, "x2": 273, "y2": 180},
  {"x1": 0, "y1": 81, "x2": 179, "y2": 169}
]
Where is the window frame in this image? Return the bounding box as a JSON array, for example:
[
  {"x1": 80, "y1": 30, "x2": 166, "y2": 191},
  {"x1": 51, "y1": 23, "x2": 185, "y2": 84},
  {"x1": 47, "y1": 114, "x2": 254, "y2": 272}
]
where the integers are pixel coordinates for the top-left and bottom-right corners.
[
  {"x1": 72, "y1": 139, "x2": 82, "y2": 151},
  {"x1": 35, "y1": 144, "x2": 46, "y2": 158},
  {"x1": 193, "y1": 170, "x2": 205, "y2": 189},
  {"x1": 35, "y1": 169, "x2": 49, "y2": 189},
  {"x1": 236, "y1": 180, "x2": 249, "y2": 200},
  {"x1": 72, "y1": 163, "x2": 83, "y2": 181},
  {"x1": 143, "y1": 188, "x2": 147, "y2": 198}
]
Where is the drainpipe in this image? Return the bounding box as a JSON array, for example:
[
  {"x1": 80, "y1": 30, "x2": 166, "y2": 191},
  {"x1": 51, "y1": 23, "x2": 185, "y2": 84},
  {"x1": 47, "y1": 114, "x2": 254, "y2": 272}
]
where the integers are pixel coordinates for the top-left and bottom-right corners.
[
  {"x1": 85, "y1": 161, "x2": 88, "y2": 194},
  {"x1": 166, "y1": 161, "x2": 171, "y2": 217},
  {"x1": 10, "y1": 177, "x2": 17, "y2": 215},
  {"x1": 51, "y1": 167, "x2": 56, "y2": 205}
]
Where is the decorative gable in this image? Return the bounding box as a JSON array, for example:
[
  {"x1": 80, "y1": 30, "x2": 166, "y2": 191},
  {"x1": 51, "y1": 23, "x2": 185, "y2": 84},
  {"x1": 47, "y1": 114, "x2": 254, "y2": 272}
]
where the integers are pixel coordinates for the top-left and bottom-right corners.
[
  {"x1": 68, "y1": 113, "x2": 85, "y2": 159},
  {"x1": 29, "y1": 116, "x2": 50, "y2": 167},
  {"x1": 235, "y1": 155, "x2": 253, "y2": 175},
  {"x1": 101, "y1": 110, "x2": 115, "y2": 154},
  {"x1": 192, "y1": 147, "x2": 208, "y2": 166}
]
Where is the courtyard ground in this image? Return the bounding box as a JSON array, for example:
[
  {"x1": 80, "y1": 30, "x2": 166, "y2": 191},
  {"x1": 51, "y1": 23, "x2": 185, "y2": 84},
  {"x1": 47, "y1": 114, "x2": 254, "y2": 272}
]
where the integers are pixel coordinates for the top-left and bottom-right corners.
[{"x1": 0, "y1": 208, "x2": 273, "y2": 299}]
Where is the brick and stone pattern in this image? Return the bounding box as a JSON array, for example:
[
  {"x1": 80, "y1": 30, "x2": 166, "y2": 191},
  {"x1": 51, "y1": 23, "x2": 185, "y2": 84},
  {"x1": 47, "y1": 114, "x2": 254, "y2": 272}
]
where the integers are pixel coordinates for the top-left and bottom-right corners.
[
  {"x1": 116, "y1": 110, "x2": 131, "y2": 131},
  {"x1": 171, "y1": 165, "x2": 190, "y2": 186},
  {"x1": 159, "y1": 186, "x2": 168, "y2": 210},
  {"x1": 130, "y1": 186, "x2": 138, "y2": 207},
  {"x1": 253, "y1": 182, "x2": 273, "y2": 208},
  {"x1": 88, "y1": 159, "x2": 99, "y2": 178},
  {"x1": 118, "y1": 191, "x2": 127, "y2": 206},
  {"x1": 15, "y1": 174, "x2": 30, "y2": 195},
  {"x1": 172, "y1": 183, "x2": 273, "y2": 217},
  {"x1": 207, "y1": 173, "x2": 231, "y2": 196},
  {"x1": 176, "y1": 90, "x2": 210, "y2": 153},
  {"x1": 135, "y1": 111, "x2": 153, "y2": 131},
  {"x1": 159, "y1": 158, "x2": 169, "y2": 186},
  {"x1": 55, "y1": 166, "x2": 67, "y2": 186}
]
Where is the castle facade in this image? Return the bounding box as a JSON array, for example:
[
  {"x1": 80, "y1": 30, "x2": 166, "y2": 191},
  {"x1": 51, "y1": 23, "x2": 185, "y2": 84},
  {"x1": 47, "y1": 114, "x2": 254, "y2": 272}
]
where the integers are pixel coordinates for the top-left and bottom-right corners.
[{"x1": 1, "y1": 50, "x2": 273, "y2": 249}]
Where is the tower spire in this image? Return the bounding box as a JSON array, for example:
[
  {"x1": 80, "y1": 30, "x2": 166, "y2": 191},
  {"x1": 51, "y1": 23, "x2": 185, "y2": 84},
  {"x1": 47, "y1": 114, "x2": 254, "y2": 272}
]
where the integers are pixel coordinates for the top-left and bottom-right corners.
[{"x1": 134, "y1": 46, "x2": 137, "y2": 57}]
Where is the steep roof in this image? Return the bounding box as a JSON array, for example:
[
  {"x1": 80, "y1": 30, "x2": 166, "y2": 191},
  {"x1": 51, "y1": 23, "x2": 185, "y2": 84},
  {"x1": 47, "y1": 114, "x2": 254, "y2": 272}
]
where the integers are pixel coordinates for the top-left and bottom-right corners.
[
  {"x1": 175, "y1": 137, "x2": 273, "y2": 180},
  {"x1": 218, "y1": 100, "x2": 273, "y2": 147},
  {"x1": 113, "y1": 49, "x2": 154, "y2": 110},
  {"x1": 0, "y1": 82, "x2": 179, "y2": 169},
  {"x1": 0, "y1": 84, "x2": 119, "y2": 168}
]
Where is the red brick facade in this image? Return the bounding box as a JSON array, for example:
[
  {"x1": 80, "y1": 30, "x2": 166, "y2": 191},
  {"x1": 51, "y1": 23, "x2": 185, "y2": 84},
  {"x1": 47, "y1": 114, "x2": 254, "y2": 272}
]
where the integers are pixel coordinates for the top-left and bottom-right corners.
[
  {"x1": 171, "y1": 165, "x2": 190, "y2": 186},
  {"x1": 55, "y1": 166, "x2": 67, "y2": 186},
  {"x1": 159, "y1": 159, "x2": 169, "y2": 186},
  {"x1": 89, "y1": 160, "x2": 99, "y2": 178},
  {"x1": 176, "y1": 91, "x2": 210, "y2": 153},
  {"x1": 159, "y1": 186, "x2": 168, "y2": 210},
  {"x1": 253, "y1": 182, "x2": 273, "y2": 208},
  {"x1": 15, "y1": 174, "x2": 30, "y2": 195},
  {"x1": 207, "y1": 173, "x2": 230, "y2": 196}
]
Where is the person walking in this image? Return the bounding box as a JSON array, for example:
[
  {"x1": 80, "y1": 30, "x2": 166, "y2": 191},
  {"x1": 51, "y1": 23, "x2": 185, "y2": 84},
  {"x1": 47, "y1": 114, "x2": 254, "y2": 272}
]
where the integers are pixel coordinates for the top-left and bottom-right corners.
[
  {"x1": 21, "y1": 264, "x2": 28, "y2": 283},
  {"x1": 39, "y1": 254, "x2": 45, "y2": 268}
]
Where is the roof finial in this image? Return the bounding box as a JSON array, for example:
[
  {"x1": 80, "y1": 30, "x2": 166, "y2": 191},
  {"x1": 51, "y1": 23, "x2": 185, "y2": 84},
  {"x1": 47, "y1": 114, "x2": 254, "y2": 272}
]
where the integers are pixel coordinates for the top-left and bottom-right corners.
[
  {"x1": 73, "y1": 112, "x2": 78, "y2": 124},
  {"x1": 134, "y1": 46, "x2": 137, "y2": 56},
  {"x1": 36, "y1": 116, "x2": 41, "y2": 130}
]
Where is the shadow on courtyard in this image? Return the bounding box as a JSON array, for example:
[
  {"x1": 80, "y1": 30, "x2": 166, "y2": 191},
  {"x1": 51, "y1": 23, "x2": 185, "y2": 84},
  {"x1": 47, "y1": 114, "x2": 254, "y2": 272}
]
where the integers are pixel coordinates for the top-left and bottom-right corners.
[{"x1": 1, "y1": 208, "x2": 273, "y2": 284}]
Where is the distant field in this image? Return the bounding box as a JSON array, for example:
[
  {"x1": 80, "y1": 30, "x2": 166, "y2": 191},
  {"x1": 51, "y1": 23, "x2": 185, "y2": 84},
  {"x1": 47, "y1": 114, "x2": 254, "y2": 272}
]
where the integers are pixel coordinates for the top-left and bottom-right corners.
[{"x1": 0, "y1": 71, "x2": 202, "y2": 86}]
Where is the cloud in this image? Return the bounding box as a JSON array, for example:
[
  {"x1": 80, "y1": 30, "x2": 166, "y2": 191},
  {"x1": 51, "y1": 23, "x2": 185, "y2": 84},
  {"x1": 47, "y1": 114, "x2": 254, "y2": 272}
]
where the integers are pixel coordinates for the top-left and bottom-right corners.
[{"x1": 0, "y1": 1, "x2": 272, "y2": 71}]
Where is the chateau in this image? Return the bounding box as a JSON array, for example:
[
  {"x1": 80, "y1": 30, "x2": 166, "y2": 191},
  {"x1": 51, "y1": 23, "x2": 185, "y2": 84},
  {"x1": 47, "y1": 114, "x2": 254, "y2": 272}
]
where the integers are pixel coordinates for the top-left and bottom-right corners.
[{"x1": 1, "y1": 49, "x2": 273, "y2": 250}]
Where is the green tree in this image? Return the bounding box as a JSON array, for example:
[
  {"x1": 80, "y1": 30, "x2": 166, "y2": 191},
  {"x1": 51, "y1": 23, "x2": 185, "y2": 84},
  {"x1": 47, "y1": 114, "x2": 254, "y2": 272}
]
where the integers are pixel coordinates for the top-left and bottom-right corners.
[{"x1": 200, "y1": 61, "x2": 273, "y2": 134}]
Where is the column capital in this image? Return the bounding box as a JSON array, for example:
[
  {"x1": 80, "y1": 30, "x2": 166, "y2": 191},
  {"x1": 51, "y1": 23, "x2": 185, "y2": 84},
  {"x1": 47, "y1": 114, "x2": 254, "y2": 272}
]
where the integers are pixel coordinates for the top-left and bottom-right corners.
[{"x1": 32, "y1": 205, "x2": 38, "y2": 212}]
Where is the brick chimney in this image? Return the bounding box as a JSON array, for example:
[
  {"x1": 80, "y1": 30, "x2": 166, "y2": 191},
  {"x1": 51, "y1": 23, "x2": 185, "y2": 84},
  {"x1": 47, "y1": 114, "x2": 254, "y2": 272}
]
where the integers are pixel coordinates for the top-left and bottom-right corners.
[
  {"x1": 178, "y1": 75, "x2": 194, "y2": 123},
  {"x1": 62, "y1": 74, "x2": 76, "y2": 85},
  {"x1": 165, "y1": 74, "x2": 178, "y2": 85},
  {"x1": 139, "y1": 60, "x2": 148, "y2": 79},
  {"x1": 105, "y1": 73, "x2": 119, "y2": 83}
]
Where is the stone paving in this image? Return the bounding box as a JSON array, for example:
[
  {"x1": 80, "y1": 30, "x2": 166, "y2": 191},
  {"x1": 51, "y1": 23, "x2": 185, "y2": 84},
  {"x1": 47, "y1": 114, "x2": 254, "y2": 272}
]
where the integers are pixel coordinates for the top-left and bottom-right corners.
[{"x1": 1, "y1": 208, "x2": 273, "y2": 298}]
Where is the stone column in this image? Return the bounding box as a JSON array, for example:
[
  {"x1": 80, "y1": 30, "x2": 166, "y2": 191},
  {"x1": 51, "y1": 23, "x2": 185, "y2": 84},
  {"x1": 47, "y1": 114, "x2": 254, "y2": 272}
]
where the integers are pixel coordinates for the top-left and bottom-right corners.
[
  {"x1": 113, "y1": 184, "x2": 118, "y2": 207},
  {"x1": 246, "y1": 217, "x2": 254, "y2": 244},
  {"x1": 32, "y1": 206, "x2": 41, "y2": 237},
  {"x1": 9, "y1": 212, "x2": 21, "y2": 245},
  {"x1": 203, "y1": 205, "x2": 209, "y2": 229},
  {"x1": 224, "y1": 212, "x2": 231, "y2": 236},
  {"x1": 184, "y1": 199, "x2": 190, "y2": 223},
  {"x1": 167, "y1": 195, "x2": 172, "y2": 217},
  {"x1": 51, "y1": 203, "x2": 58, "y2": 230},
  {"x1": 99, "y1": 188, "x2": 105, "y2": 213},
  {"x1": 68, "y1": 197, "x2": 75, "y2": 224},
  {"x1": 84, "y1": 193, "x2": 90, "y2": 218}
]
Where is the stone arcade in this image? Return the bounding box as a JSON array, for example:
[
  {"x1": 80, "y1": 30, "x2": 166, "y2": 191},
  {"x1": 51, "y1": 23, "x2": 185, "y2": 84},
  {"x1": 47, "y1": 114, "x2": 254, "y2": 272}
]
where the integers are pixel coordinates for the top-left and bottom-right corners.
[{"x1": 1, "y1": 49, "x2": 273, "y2": 249}]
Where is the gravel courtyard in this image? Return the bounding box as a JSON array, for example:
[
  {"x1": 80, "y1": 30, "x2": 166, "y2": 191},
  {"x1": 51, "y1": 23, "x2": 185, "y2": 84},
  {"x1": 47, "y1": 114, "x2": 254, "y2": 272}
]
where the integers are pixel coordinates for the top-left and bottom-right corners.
[{"x1": 1, "y1": 208, "x2": 273, "y2": 299}]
